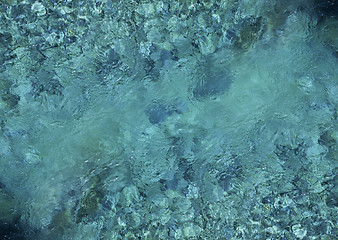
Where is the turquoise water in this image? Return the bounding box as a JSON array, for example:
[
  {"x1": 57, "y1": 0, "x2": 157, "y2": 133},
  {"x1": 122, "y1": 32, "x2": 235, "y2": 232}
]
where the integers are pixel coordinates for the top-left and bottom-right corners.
[{"x1": 0, "y1": 0, "x2": 337, "y2": 239}]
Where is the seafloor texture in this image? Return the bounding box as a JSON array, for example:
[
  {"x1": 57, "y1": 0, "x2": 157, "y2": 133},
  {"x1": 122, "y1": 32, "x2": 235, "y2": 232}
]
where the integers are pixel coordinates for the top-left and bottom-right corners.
[{"x1": 0, "y1": 0, "x2": 337, "y2": 239}]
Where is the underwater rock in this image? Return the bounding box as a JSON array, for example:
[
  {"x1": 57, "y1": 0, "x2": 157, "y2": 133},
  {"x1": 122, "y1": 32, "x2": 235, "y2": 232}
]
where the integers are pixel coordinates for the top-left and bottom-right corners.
[
  {"x1": 47, "y1": 208, "x2": 73, "y2": 239},
  {"x1": 159, "y1": 49, "x2": 178, "y2": 66},
  {"x1": 95, "y1": 48, "x2": 122, "y2": 83},
  {"x1": 160, "y1": 170, "x2": 188, "y2": 191},
  {"x1": 0, "y1": 79, "x2": 20, "y2": 109},
  {"x1": 147, "y1": 48, "x2": 178, "y2": 79},
  {"x1": 1, "y1": 91, "x2": 20, "y2": 110},
  {"x1": 0, "y1": 32, "x2": 13, "y2": 48},
  {"x1": 318, "y1": 18, "x2": 338, "y2": 57},
  {"x1": 193, "y1": 69, "x2": 233, "y2": 99},
  {"x1": 145, "y1": 101, "x2": 174, "y2": 124},
  {"x1": 193, "y1": 53, "x2": 233, "y2": 100},
  {"x1": 0, "y1": 190, "x2": 20, "y2": 224},
  {"x1": 233, "y1": 17, "x2": 263, "y2": 50},
  {"x1": 218, "y1": 174, "x2": 232, "y2": 192},
  {"x1": 76, "y1": 188, "x2": 104, "y2": 223},
  {"x1": 106, "y1": 48, "x2": 120, "y2": 66},
  {"x1": 31, "y1": 70, "x2": 64, "y2": 97},
  {"x1": 193, "y1": 50, "x2": 234, "y2": 100},
  {"x1": 326, "y1": 191, "x2": 338, "y2": 208}
]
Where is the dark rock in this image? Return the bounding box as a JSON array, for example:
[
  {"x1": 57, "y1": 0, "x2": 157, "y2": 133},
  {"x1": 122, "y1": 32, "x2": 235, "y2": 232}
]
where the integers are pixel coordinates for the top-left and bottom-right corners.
[
  {"x1": 107, "y1": 48, "x2": 120, "y2": 66},
  {"x1": 218, "y1": 174, "x2": 231, "y2": 191},
  {"x1": 0, "y1": 32, "x2": 12, "y2": 48},
  {"x1": 193, "y1": 69, "x2": 232, "y2": 99},
  {"x1": 262, "y1": 195, "x2": 274, "y2": 204},
  {"x1": 233, "y1": 17, "x2": 263, "y2": 50},
  {"x1": 32, "y1": 70, "x2": 64, "y2": 97},
  {"x1": 1, "y1": 92, "x2": 20, "y2": 109},
  {"x1": 145, "y1": 101, "x2": 174, "y2": 124},
  {"x1": 64, "y1": 36, "x2": 77, "y2": 45},
  {"x1": 326, "y1": 192, "x2": 338, "y2": 208},
  {"x1": 318, "y1": 130, "x2": 336, "y2": 148},
  {"x1": 193, "y1": 53, "x2": 233, "y2": 100}
]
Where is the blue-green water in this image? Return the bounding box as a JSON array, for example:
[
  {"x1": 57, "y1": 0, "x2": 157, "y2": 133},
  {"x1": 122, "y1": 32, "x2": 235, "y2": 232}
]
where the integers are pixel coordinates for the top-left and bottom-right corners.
[{"x1": 0, "y1": 0, "x2": 337, "y2": 239}]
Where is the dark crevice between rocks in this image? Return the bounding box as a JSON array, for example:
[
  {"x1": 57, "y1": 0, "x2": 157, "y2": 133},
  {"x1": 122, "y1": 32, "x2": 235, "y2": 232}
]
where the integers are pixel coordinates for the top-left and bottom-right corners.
[
  {"x1": 0, "y1": 221, "x2": 28, "y2": 240},
  {"x1": 0, "y1": 188, "x2": 37, "y2": 240},
  {"x1": 314, "y1": 0, "x2": 338, "y2": 20}
]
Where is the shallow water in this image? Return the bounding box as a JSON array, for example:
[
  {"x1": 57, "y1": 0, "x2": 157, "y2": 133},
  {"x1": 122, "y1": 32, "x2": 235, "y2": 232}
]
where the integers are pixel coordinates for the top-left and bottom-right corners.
[{"x1": 0, "y1": 0, "x2": 337, "y2": 239}]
